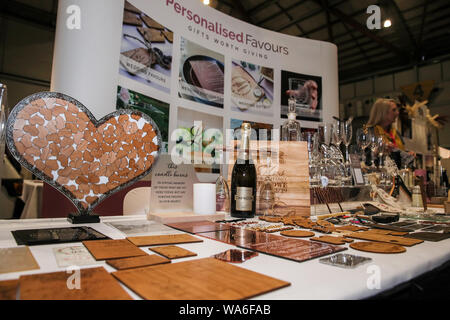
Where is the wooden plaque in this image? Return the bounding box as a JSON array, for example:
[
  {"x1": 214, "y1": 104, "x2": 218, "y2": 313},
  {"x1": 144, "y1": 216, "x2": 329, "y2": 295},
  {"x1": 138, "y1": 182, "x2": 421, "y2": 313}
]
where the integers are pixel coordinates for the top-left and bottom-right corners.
[
  {"x1": 112, "y1": 257, "x2": 290, "y2": 300},
  {"x1": 227, "y1": 141, "x2": 310, "y2": 216},
  {"x1": 82, "y1": 239, "x2": 146, "y2": 260},
  {"x1": 19, "y1": 267, "x2": 132, "y2": 300},
  {"x1": 107, "y1": 254, "x2": 170, "y2": 270},
  {"x1": 127, "y1": 234, "x2": 203, "y2": 246},
  {"x1": 280, "y1": 230, "x2": 315, "y2": 238},
  {"x1": 149, "y1": 245, "x2": 197, "y2": 259},
  {"x1": 0, "y1": 279, "x2": 18, "y2": 300}
]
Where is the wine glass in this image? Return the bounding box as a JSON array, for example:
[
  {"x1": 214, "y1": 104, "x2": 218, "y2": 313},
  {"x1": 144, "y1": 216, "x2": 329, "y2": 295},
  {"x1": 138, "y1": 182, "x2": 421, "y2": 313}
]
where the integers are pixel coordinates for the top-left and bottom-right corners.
[
  {"x1": 341, "y1": 121, "x2": 353, "y2": 164},
  {"x1": 368, "y1": 128, "x2": 378, "y2": 169},
  {"x1": 331, "y1": 121, "x2": 343, "y2": 147},
  {"x1": 376, "y1": 136, "x2": 386, "y2": 168},
  {"x1": 356, "y1": 127, "x2": 370, "y2": 164}
]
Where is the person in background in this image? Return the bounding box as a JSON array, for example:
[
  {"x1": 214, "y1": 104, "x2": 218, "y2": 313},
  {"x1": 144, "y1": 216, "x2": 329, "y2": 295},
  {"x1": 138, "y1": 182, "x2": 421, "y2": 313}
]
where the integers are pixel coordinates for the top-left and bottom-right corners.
[{"x1": 366, "y1": 98, "x2": 415, "y2": 168}]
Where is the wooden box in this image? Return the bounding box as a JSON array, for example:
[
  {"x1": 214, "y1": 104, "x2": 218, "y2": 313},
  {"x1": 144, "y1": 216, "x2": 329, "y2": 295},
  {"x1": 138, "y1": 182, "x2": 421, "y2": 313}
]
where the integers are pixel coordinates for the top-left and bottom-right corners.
[{"x1": 226, "y1": 141, "x2": 310, "y2": 216}]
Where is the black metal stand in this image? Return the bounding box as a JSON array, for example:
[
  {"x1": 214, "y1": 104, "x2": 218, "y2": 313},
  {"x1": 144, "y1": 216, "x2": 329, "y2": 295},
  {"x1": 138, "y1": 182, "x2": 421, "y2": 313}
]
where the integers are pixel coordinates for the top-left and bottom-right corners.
[{"x1": 67, "y1": 213, "x2": 100, "y2": 224}]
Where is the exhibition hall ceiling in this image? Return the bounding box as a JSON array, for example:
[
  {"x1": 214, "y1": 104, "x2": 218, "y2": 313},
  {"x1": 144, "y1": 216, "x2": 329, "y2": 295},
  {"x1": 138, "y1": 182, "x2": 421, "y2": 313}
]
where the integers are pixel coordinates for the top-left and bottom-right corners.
[
  {"x1": 213, "y1": 0, "x2": 450, "y2": 83},
  {"x1": 1, "y1": 0, "x2": 449, "y2": 83}
]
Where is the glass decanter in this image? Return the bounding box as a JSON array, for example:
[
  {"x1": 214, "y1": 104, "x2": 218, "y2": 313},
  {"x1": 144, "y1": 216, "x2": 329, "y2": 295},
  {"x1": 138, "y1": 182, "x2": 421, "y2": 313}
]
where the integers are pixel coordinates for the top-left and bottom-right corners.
[{"x1": 281, "y1": 98, "x2": 301, "y2": 141}]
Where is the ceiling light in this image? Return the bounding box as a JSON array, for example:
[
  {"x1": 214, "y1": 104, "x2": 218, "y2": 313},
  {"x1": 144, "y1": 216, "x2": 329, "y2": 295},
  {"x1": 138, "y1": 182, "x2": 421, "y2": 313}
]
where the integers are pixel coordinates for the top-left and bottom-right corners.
[
  {"x1": 383, "y1": 19, "x2": 392, "y2": 28},
  {"x1": 203, "y1": 0, "x2": 210, "y2": 5}
]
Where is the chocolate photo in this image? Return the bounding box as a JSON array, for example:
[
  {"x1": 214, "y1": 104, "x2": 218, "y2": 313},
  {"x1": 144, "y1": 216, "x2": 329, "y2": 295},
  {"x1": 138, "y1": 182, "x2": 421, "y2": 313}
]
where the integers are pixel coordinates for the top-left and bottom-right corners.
[
  {"x1": 119, "y1": 1, "x2": 173, "y2": 93},
  {"x1": 178, "y1": 37, "x2": 225, "y2": 108}
]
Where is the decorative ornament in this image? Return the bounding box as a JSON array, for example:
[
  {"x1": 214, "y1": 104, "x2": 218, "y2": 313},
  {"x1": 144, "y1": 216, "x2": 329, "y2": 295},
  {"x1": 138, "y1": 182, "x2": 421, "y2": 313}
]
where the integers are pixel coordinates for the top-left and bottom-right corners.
[
  {"x1": 6, "y1": 92, "x2": 161, "y2": 220},
  {"x1": 404, "y1": 100, "x2": 427, "y2": 118}
]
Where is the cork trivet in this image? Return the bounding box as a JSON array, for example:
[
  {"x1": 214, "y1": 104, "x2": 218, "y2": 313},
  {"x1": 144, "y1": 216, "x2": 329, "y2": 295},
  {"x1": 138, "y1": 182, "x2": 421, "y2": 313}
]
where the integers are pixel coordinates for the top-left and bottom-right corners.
[
  {"x1": 82, "y1": 239, "x2": 146, "y2": 260},
  {"x1": 149, "y1": 245, "x2": 197, "y2": 259},
  {"x1": 350, "y1": 241, "x2": 406, "y2": 254},
  {"x1": 106, "y1": 254, "x2": 170, "y2": 270},
  {"x1": 310, "y1": 235, "x2": 353, "y2": 245},
  {"x1": 19, "y1": 267, "x2": 132, "y2": 300},
  {"x1": 280, "y1": 230, "x2": 315, "y2": 238},
  {"x1": 127, "y1": 234, "x2": 203, "y2": 246},
  {"x1": 0, "y1": 279, "x2": 18, "y2": 300}
]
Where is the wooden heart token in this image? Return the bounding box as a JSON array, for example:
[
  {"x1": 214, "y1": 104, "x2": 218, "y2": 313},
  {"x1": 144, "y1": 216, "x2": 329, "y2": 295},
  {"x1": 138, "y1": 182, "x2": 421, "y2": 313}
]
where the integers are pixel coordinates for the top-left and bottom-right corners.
[{"x1": 6, "y1": 92, "x2": 161, "y2": 214}]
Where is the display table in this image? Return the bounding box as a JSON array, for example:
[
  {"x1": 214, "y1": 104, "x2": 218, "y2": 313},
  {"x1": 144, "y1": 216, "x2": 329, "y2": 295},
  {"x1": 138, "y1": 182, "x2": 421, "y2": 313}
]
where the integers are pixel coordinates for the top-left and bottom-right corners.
[
  {"x1": 19, "y1": 180, "x2": 44, "y2": 219},
  {"x1": 1, "y1": 213, "x2": 450, "y2": 300}
]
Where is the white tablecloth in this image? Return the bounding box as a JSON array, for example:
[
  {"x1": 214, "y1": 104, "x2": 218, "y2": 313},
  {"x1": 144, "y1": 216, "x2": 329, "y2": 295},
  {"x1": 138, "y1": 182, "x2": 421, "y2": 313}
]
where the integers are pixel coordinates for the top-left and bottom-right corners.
[
  {"x1": 20, "y1": 180, "x2": 44, "y2": 219},
  {"x1": 0, "y1": 214, "x2": 450, "y2": 300}
]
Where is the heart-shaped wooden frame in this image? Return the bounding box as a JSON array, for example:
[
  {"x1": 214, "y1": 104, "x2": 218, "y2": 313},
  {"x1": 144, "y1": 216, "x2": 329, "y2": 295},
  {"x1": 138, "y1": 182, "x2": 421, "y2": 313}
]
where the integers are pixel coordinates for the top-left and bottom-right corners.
[{"x1": 6, "y1": 92, "x2": 161, "y2": 216}]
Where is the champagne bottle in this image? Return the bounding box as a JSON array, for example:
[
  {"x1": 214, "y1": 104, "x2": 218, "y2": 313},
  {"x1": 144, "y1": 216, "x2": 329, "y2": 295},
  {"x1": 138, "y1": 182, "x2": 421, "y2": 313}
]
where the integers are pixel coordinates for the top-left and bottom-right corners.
[{"x1": 231, "y1": 122, "x2": 257, "y2": 218}]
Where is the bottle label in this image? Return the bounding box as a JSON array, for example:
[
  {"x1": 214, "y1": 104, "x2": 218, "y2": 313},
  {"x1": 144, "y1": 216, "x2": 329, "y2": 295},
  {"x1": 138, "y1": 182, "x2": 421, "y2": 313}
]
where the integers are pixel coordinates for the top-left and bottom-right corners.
[{"x1": 235, "y1": 187, "x2": 253, "y2": 211}]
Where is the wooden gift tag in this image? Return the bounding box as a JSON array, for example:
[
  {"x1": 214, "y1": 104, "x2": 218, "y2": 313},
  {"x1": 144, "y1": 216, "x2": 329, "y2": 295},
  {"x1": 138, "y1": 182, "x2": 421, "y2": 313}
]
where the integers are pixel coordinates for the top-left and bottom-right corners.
[
  {"x1": 310, "y1": 235, "x2": 354, "y2": 245},
  {"x1": 345, "y1": 231, "x2": 424, "y2": 247},
  {"x1": 149, "y1": 245, "x2": 197, "y2": 259},
  {"x1": 227, "y1": 141, "x2": 310, "y2": 216},
  {"x1": 107, "y1": 254, "x2": 170, "y2": 270},
  {"x1": 112, "y1": 257, "x2": 290, "y2": 300},
  {"x1": 82, "y1": 239, "x2": 146, "y2": 260},
  {"x1": 127, "y1": 234, "x2": 203, "y2": 247},
  {"x1": 19, "y1": 267, "x2": 132, "y2": 300}
]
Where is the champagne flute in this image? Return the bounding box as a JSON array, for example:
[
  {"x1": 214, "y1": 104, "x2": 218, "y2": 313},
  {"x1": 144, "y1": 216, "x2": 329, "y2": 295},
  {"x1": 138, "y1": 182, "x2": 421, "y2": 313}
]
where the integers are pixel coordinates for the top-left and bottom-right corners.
[
  {"x1": 356, "y1": 127, "x2": 370, "y2": 163},
  {"x1": 341, "y1": 121, "x2": 353, "y2": 164}
]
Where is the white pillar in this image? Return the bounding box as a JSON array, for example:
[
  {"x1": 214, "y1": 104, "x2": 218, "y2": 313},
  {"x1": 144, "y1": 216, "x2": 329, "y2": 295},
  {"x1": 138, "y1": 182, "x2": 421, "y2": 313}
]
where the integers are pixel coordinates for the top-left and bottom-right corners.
[{"x1": 50, "y1": 0, "x2": 124, "y2": 119}]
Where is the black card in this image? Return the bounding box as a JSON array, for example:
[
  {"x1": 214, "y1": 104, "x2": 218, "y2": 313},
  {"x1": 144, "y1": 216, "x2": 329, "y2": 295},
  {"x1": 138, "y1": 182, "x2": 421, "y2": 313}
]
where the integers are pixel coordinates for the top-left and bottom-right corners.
[{"x1": 12, "y1": 227, "x2": 109, "y2": 246}]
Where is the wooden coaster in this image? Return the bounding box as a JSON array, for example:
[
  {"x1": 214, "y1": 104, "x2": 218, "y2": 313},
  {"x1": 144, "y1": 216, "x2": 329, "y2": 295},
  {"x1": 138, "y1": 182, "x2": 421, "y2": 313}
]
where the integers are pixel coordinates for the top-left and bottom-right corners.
[
  {"x1": 112, "y1": 257, "x2": 290, "y2": 300},
  {"x1": 149, "y1": 245, "x2": 197, "y2": 259},
  {"x1": 345, "y1": 231, "x2": 423, "y2": 247},
  {"x1": 82, "y1": 239, "x2": 146, "y2": 260},
  {"x1": 127, "y1": 234, "x2": 203, "y2": 247},
  {"x1": 310, "y1": 236, "x2": 353, "y2": 245},
  {"x1": 162, "y1": 30, "x2": 173, "y2": 43},
  {"x1": 107, "y1": 254, "x2": 170, "y2": 270},
  {"x1": 0, "y1": 279, "x2": 18, "y2": 300},
  {"x1": 280, "y1": 230, "x2": 315, "y2": 238},
  {"x1": 350, "y1": 241, "x2": 406, "y2": 254},
  {"x1": 19, "y1": 267, "x2": 132, "y2": 300}
]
